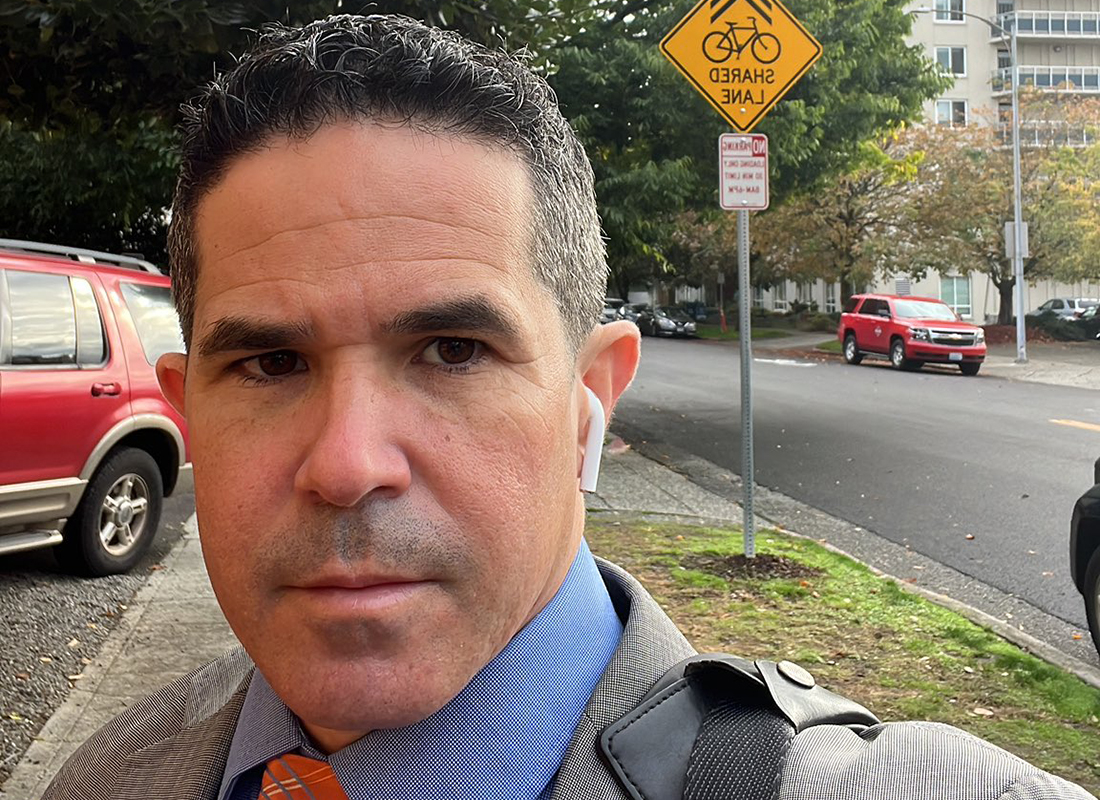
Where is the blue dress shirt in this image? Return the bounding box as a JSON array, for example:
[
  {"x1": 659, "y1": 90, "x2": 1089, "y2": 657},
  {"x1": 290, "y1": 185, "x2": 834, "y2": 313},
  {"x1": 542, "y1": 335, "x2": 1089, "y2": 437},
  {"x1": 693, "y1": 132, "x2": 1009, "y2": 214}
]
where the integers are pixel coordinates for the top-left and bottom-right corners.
[{"x1": 219, "y1": 538, "x2": 623, "y2": 800}]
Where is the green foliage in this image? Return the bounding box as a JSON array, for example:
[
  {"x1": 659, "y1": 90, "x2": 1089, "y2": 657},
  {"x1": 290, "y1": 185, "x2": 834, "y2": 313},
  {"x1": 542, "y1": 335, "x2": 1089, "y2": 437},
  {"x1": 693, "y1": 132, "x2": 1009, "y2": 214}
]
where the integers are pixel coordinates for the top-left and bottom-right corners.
[
  {"x1": 0, "y1": 119, "x2": 178, "y2": 263},
  {"x1": 0, "y1": 0, "x2": 949, "y2": 281}
]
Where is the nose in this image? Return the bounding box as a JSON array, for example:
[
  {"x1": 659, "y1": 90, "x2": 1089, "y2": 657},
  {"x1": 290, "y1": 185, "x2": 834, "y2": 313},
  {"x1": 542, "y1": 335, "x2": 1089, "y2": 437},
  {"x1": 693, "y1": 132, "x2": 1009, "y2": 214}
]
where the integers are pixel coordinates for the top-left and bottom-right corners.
[{"x1": 293, "y1": 371, "x2": 413, "y2": 507}]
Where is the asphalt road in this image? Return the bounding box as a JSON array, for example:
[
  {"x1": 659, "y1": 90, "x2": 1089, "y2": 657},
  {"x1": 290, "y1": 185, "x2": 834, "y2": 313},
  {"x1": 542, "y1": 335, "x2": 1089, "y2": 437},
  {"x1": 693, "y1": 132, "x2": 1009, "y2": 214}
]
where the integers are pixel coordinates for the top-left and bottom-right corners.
[
  {"x1": 615, "y1": 336, "x2": 1099, "y2": 634},
  {"x1": 0, "y1": 490, "x2": 194, "y2": 785}
]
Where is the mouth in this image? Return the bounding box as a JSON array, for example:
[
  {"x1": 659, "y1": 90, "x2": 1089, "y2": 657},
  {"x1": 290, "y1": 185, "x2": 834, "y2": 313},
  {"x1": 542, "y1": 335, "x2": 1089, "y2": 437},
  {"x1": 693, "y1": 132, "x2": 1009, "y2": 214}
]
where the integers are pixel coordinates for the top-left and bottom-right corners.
[{"x1": 288, "y1": 575, "x2": 435, "y2": 615}]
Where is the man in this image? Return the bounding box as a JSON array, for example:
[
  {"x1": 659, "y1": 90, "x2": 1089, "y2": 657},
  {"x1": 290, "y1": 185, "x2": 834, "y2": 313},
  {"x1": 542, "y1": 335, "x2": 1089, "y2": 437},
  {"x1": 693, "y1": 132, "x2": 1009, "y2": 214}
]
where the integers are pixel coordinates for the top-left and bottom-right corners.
[{"x1": 45, "y1": 14, "x2": 1092, "y2": 800}]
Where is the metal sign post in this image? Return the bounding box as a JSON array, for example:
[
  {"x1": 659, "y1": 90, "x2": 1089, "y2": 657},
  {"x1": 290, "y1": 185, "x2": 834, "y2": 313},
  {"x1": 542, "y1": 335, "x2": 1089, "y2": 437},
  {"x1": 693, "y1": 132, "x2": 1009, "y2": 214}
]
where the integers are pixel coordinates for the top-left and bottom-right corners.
[
  {"x1": 720, "y1": 133, "x2": 768, "y2": 555},
  {"x1": 736, "y1": 209, "x2": 756, "y2": 555}
]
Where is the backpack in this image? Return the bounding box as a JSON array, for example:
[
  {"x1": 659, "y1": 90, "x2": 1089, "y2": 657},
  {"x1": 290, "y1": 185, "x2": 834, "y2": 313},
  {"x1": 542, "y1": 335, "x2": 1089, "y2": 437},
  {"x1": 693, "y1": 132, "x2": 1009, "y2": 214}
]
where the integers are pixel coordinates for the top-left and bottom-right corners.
[{"x1": 599, "y1": 654, "x2": 881, "y2": 800}]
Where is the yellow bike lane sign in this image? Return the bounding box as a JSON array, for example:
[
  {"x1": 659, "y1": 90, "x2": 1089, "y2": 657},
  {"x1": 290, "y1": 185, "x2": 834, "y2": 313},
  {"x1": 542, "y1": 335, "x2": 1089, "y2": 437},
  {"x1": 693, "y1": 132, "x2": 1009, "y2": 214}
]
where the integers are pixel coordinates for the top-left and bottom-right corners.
[{"x1": 660, "y1": 0, "x2": 822, "y2": 132}]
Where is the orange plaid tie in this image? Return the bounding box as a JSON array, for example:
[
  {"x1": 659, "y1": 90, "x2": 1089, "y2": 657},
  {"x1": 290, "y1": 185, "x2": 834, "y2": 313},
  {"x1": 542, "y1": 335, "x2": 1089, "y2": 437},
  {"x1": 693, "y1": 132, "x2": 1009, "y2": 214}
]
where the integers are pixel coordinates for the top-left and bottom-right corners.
[{"x1": 258, "y1": 753, "x2": 350, "y2": 799}]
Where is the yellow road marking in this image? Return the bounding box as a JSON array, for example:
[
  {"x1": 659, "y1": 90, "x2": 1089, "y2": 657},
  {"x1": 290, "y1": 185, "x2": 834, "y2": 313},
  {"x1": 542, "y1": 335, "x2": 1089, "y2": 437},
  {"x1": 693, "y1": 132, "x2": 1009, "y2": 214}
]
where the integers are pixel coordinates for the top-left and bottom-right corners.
[{"x1": 1050, "y1": 419, "x2": 1100, "y2": 433}]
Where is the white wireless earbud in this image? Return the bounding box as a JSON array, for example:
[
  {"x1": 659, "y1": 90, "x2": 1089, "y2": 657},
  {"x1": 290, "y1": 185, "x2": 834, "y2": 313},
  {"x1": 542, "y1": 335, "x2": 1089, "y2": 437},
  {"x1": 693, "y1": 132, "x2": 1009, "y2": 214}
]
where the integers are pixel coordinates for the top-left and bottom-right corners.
[{"x1": 580, "y1": 385, "x2": 605, "y2": 493}]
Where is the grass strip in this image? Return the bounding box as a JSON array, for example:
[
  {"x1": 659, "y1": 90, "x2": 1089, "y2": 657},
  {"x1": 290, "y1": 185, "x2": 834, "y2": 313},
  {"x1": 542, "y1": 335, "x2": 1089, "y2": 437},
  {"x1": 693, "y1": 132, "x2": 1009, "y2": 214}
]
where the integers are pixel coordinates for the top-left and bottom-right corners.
[{"x1": 586, "y1": 519, "x2": 1100, "y2": 794}]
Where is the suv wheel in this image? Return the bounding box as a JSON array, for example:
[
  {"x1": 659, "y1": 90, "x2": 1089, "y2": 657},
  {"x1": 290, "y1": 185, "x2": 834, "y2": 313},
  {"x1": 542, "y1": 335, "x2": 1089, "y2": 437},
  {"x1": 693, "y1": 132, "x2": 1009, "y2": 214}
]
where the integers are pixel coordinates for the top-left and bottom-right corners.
[
  {"x1": 843, "y1": 333, "x2": 862, "y2": 365},
  {"x1": 890, "y1": 338, "x2": 921, "y2": 371},
  {"x1": 58, "y1": 448, "x2": 163, "y2": 577},
  {"x1": 1086, "y1": 548, "x2": 1100, "y2": 656},
  {"x1": 959, "y1": 362, "x2": 981, "y2": 376}
]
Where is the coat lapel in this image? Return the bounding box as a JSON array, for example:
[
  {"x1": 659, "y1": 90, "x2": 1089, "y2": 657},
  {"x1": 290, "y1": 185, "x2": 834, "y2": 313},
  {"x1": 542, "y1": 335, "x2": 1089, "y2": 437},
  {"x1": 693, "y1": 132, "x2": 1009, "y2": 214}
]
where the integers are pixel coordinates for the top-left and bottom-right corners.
[
  {"x1": 114, "y1": 689, "x2": 247, "y2": 800},
  {"x1": 549, "y1": 559, "x2": 696, "y2": 800}
]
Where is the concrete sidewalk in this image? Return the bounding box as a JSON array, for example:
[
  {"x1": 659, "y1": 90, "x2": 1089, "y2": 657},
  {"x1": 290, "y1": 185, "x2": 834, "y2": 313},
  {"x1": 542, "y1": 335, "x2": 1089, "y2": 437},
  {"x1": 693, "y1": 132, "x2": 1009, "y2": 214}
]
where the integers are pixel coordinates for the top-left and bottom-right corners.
[{"x1": 4, "y1": 337, "x2": 1100, "y2": 796}]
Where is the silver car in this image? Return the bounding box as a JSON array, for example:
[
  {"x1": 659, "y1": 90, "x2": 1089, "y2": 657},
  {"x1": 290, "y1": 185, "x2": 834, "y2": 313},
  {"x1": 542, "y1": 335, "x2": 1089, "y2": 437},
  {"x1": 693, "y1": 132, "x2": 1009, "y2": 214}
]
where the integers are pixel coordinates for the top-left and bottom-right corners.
[{"x1": 1033, "y1": 297, "x2": 1099, "y2": 319}]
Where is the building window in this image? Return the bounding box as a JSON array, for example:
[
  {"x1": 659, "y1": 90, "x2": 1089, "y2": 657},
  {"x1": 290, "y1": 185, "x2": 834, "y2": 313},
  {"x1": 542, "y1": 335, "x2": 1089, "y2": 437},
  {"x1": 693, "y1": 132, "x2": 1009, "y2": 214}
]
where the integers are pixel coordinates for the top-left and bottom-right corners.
[
  {"x1": 996, "y1": 0, "x2": 1013, "y2": 14},
  {"x1": 935, "y1": 46, "x2": 967, "y2": 76},
  {"x1": 997, "y1": 50, "x2": 1011, "y2": 70},
  {"x1": 773, "y1": 282, "x2": 788, "y2": 312},
  {"x1": 796, "y1": 281, "x2": 813, "y2": 302},
  {"x1": 941, "y1": 275, "x2": 972, "y2": 318},
  {"x1": 935, "y1": 0, "x2": 964, "y2": 21},
  {"x1": 936, "y1": 99, "x2": 967, "y2": 126},
  {"x1": 825, "y1": 282, "x2": 837, "y2": 313}
]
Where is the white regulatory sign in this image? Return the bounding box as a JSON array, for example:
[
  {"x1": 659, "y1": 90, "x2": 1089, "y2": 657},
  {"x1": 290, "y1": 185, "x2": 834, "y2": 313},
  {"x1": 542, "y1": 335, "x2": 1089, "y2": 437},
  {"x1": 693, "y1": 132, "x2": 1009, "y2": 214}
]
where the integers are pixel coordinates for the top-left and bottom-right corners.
[{"x1": 719, "y1": 133, "x2": 769, "y2": 211}]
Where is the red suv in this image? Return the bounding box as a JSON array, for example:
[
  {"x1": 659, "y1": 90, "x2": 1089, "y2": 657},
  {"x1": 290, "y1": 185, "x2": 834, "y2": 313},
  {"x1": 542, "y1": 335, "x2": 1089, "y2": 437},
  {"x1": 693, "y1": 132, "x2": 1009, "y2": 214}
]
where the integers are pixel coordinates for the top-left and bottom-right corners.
[
  {"x1": 0, "y1": 240, "x2": 190, "y2": 576},
  {"x1": 838, "y1": 294, "x2": 986, "y2": 376}
]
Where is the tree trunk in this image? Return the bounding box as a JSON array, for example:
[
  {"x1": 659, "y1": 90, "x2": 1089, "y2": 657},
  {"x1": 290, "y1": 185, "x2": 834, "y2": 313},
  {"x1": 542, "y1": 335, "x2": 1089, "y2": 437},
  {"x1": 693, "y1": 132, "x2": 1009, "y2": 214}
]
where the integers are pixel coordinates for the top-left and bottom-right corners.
[{"x1": 996, "y1": 278, "x2": 1014, "y2": 325}]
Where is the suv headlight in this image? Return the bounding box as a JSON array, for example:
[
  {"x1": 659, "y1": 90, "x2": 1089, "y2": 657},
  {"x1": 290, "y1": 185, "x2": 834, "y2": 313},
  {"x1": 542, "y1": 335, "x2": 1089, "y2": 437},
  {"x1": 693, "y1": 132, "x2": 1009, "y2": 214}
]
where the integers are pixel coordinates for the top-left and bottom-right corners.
[
  {"x1": 975, "y1": 328, "x2": 985, "y2": 344},
  {"x1": 685, "y1": 322, "x2": 697, "y2": 332},
  {"x1": 909, "y1": 327, "x2": 931, "y2": 342},
  {"x1": 658, "y1": 318, "x2": 676, "y2": 330}
]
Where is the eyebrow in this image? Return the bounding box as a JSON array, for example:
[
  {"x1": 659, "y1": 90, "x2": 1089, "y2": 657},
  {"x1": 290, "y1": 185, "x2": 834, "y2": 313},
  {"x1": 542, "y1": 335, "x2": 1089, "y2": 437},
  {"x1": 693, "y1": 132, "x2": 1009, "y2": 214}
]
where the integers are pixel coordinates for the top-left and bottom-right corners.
[
  {"x1": 196, "y1": 317, "x2": 314, "y2": 359},
  {"x1": 382, "y1": 295, "x2": 521, "y2": 340}
]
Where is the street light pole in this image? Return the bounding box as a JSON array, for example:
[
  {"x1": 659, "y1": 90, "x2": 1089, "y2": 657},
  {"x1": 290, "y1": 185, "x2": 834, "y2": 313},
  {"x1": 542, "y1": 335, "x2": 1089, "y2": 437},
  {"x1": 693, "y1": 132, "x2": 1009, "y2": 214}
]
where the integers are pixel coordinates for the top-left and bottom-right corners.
[
  {"x1": 1009, "y1": 18, "x2": 1028, "y2": 363},
  {"x1": 916, "y1": 6, "x2": 1027, "y2": 362}
]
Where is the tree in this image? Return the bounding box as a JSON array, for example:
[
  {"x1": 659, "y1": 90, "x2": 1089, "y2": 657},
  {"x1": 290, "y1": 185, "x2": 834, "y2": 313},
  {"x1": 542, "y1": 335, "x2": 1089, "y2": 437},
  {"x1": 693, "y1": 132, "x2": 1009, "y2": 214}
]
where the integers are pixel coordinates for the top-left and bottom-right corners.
[
  {"x1": 901, "y1": 99, "x2": 1100, "y2": 323},
  {"x1": 0, "y1": 0, "x2": 608, "y2": 262},
  {"x1": 752, "y1": 136, "x2": 924, "y2": 302},
  {"x1": 548, "y1": 0, "x2": 948, "y2": 298}
]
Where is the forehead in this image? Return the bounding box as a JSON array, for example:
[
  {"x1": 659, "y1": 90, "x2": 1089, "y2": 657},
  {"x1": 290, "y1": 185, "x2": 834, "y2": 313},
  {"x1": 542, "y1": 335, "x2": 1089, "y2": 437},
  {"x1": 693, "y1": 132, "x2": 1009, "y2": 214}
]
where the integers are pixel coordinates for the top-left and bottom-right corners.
[{"x1": 190, "y1": 123, "x2": 552, "y2": 341}]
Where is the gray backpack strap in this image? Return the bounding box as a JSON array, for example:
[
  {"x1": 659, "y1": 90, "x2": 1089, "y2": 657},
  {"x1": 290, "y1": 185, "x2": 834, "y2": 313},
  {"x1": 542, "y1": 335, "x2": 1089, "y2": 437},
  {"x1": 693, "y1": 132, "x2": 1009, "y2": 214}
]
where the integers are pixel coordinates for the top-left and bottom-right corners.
[{"x1": 599, "y1": 654, "x2": 880, "y2": 800}]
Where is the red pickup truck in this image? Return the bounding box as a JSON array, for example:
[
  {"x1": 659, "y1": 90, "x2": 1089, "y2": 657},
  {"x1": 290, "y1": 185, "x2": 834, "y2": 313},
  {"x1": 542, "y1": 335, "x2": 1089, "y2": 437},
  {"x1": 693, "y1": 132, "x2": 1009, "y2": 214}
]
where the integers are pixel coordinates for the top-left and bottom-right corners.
[{"x1": 837, "y1": 293, "x2": 986, "y2": 376}]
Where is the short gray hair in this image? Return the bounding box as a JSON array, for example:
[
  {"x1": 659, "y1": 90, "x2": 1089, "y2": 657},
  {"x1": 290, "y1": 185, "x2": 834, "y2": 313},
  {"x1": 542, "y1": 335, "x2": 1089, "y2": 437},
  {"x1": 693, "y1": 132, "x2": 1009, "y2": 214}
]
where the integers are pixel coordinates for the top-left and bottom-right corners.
[{"x1": 167, "y1": 14, "x2": 607, "y2": 353}]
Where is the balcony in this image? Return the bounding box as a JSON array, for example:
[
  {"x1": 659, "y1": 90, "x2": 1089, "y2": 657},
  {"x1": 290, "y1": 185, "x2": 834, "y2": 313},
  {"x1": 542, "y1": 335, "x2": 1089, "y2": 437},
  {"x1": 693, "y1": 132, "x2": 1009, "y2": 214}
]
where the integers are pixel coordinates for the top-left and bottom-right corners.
[
  {"x1": 996, "y1": 10, "x2": 1100, "y2": 39},
  {"x1": 997, "y1": 122, "x2": 1097, "y2": 147},
  {"x1": 992, "y1": 65, "x2": 1100, "y2": 93}
]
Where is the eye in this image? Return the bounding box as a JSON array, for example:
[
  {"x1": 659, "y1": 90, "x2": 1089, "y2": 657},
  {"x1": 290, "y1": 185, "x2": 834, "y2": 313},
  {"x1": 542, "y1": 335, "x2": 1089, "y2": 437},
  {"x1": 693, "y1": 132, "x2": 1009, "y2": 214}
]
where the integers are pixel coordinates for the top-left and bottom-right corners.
[
  {"x1": 420, "y1": 338, "x2": 485, "y2": 369},
  {"x1": 236, "y1": 350, "x2": 307, "y2": 383}
]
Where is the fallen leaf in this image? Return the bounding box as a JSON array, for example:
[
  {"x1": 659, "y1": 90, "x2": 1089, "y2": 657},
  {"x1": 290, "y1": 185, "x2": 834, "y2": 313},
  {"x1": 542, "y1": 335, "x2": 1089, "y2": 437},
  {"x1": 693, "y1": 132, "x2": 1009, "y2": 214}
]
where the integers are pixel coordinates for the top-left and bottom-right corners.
[
  {"x1": 965, "y1": 534, "x2": 975, "y2": 540},
  {"x1": 86, "y1": 623, "x2": 97, "y2": 630},
  {"x1": 39, "y1": 656, "x2": 52, "y2": 664},
  {"x1": 66, "y1": 639, "x2": 79, "y2": 649},
  {"x1": 1073, "y1": 633, "x2": 1084, "y2": 640},
  {"x1": 1041, "y1": 571, "x2": 1054, "y2": 577},
  {"x1": 149, "y1": 564, "x2": 164, "y2": 572},
  {"x1": 971, "y1": 707, "x2": 994, "y2": 717},
  {"x1": 7, "y1": 712, "x2": 23, "y2": 722},
  {"x1": 963, "y1": 666, "x2": 975, "y2": 674},
  {"x1": 66, "y1": 674, "x2": 83, "y2": 681},
  {"x1": 14, "y1": 673, "x2": 29, "y2": 681}
]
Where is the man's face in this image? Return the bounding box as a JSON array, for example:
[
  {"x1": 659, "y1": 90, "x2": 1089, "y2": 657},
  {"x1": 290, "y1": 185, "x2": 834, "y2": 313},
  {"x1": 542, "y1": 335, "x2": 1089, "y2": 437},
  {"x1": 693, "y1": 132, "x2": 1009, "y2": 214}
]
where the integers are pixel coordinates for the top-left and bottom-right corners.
[{"x1": 162, "y1": 123, "x2": 597, "y2": 749}]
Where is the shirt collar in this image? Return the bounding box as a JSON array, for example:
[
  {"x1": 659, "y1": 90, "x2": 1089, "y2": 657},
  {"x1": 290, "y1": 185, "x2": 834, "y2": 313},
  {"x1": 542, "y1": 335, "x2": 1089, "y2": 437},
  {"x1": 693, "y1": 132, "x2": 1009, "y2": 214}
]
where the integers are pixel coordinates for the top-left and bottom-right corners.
[{"x1": 218, "y1": 537, "x2": 622, "y2": 800}]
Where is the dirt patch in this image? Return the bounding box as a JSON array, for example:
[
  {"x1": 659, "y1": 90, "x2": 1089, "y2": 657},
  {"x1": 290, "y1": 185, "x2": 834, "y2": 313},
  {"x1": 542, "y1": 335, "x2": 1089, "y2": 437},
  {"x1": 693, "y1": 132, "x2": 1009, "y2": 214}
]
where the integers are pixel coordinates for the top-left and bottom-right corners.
[
  {"x1": 681, "y1": 552, "x2": 821, "y2": 581},
  {"x1": 982, "y1": 324, "x2": 1057, "y2": 345}
]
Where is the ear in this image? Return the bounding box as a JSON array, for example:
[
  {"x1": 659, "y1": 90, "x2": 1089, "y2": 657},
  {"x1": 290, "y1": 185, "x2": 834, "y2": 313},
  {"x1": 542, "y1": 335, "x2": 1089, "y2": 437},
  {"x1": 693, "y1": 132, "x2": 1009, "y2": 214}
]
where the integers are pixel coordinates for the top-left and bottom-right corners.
[
  {"x1": 574, "y1": 321, "x2": 641, "y2": 489},
  {"x1": 577, "y1": 319, "x2": 641, "y2": 419},
  {"x1": 156, "y1": 352, "x2": 189, "y2": 417}
]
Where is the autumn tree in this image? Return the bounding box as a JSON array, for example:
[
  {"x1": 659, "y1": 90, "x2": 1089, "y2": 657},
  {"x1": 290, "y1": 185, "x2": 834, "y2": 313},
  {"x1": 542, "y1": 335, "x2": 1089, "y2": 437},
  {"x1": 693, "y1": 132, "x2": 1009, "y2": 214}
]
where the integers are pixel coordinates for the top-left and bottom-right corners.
[
  {"x1": 752, "y1": 137, "x2": 924, "y2": 302},
  {"x1": 901, "y1": 97, "x2": 1100, "y2": 323}
]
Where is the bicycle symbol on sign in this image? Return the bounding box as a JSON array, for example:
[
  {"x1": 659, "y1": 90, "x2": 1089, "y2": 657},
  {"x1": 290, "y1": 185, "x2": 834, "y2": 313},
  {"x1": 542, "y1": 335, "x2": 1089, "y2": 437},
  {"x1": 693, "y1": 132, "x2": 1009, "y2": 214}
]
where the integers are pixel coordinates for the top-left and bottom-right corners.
[{"x1": 702, "y1": 17, "x2": 781, "y2": 64}]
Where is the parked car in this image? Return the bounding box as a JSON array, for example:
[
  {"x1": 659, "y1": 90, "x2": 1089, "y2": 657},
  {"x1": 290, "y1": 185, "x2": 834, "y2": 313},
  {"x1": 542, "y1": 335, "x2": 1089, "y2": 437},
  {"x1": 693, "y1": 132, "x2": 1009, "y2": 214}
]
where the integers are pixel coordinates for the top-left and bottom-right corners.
[
  {"x1": 617, "y1": 302, "x2": 650, "y2": 327},
  {"x1": 0, "y1": 240, "x2": 191, "y2": 576},
  {"x1": 837, "y1": 294, "x2": 986, "y2": 375},
  {"x1": 638, "y1": 305, "x2": 697, "y2": 337},
  {"x1": 1071, "y1": 457, "x2": 1100, "y2": 655},
  {"x1": 1032, "y1": 298, "x2": 1099, "y2": 319},
  {"x1": 600, "y1": 297, "x2": 626, "y2": 324}
]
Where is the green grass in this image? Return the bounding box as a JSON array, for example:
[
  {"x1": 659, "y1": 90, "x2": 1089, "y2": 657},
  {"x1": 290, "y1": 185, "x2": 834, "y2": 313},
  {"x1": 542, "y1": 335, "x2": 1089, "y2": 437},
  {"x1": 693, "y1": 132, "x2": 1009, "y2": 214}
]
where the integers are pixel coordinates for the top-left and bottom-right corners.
[
  {"x1": 585, "y1": 519, "x2": 1100, "y2": 794},
  {"x1": 817, "y1": 339, "x2": 842, "y2": 353},
  {"x1": 695, "y1": 324, "x2": 793, "y2": 341}
]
